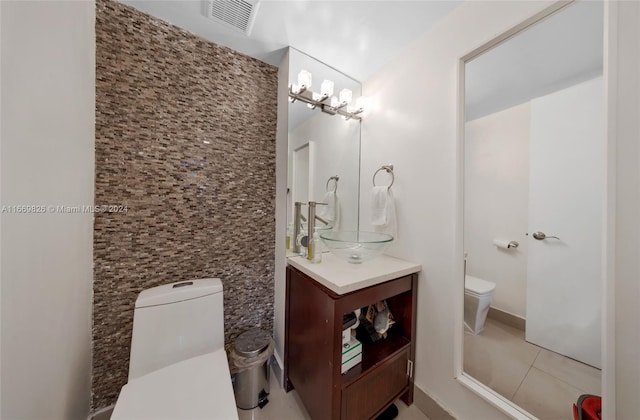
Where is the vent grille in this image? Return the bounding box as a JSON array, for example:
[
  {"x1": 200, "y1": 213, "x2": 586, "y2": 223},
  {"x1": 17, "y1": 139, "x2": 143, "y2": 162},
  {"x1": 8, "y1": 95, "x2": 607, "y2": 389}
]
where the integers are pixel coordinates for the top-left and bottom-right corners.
[{"x1": 205, "y1": 0, "x2": 260, "y2": 35}]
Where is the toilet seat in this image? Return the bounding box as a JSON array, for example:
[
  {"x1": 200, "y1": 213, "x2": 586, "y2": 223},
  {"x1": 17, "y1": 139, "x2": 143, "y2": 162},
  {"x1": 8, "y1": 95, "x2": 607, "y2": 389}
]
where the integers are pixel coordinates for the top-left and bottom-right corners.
[
  {"x1": 465, "y1": 275, "x2": 496, "y2": 296},
  {"x1": 112, "y1": 348, "x2": 238, "y2": 420}
]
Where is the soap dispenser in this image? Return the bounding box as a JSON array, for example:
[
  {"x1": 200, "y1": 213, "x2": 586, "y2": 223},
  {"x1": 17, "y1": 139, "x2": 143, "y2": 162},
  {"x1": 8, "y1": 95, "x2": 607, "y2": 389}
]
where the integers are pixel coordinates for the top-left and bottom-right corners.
[
  {"x1": 297, "y1": 225, "x2": 307, "y2": 257},
  {"x1": 308, "y1": 227, "x2": 322, "y2": 263}
]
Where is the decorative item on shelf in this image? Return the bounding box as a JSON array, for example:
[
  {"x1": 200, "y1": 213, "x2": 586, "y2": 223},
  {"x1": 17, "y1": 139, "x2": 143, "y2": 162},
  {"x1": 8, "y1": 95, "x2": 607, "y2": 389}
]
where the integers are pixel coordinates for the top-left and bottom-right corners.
[
  {"x1": 289, "y1": 69, "x2": 368, "y2": 120},
  {"x1": 356, "y1": 301, "x2": 395, "y2": 344}
]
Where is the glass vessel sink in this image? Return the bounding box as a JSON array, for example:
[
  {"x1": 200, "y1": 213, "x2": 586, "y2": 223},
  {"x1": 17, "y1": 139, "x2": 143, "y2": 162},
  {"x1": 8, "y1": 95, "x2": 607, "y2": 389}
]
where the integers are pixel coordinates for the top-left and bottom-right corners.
[{"x1": 319, "y1": 231, "x2": 393, "y2": 264}]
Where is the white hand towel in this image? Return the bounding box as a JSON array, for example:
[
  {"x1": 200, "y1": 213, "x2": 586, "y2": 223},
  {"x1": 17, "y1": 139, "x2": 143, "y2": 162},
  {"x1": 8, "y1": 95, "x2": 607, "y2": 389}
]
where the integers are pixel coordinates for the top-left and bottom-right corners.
[
  {"x1": 371, "y1": 187, "x2": 397, "y2": 239},
  {"x1": 371, "y1": 186, "x2": 389, "y2": 226},
  {"x1": 317, "y1": 191, "x2": 339, "y2": 228},
  {"x1": 381, "y1": 189, "x2": 397, "y2": 239},
  {"x1": 332, "y1": 194, "x2": 340, "y2": 230}
]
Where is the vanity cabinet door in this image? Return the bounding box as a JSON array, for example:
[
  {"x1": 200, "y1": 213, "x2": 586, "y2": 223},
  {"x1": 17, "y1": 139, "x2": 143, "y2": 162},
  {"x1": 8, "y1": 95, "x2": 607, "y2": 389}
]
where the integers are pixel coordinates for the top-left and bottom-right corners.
[{"x1": 341, "y1": 349, "x2": 409, "y2": 420}]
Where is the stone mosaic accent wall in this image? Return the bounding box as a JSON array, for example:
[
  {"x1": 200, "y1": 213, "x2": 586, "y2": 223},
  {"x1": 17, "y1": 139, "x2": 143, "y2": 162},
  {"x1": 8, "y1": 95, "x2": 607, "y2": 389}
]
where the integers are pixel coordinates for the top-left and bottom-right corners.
[{"x1": 93, "y1": 0, "x2": 277, "y2": 410}]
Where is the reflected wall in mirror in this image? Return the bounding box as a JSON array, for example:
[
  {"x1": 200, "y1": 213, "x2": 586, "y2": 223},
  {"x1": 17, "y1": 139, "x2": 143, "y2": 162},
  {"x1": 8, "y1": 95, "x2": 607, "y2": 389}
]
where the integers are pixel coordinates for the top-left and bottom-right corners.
[
  {"x1": 462, "y1": 2, "x2": 604, "y2": 418},
  {"x1": 287, "y1": 48, "x2": 361, "y2": 253}
]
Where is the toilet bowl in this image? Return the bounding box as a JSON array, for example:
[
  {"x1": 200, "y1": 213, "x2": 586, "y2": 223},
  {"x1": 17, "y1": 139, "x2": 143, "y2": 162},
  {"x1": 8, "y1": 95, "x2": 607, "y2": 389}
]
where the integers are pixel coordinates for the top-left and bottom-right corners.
[
  {"x1": 464, "y1": 275, "x2": 496, "y2": 335},
  {"x1": 112, "y1": 278, "x2": 238, "y2": 420}
]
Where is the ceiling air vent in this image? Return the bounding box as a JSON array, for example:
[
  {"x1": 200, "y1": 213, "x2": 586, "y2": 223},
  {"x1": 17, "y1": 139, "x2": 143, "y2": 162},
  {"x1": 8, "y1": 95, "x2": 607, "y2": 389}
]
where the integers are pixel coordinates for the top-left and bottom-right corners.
[{"x1": 204, "y1": 0, "x2": 260, "y2": 36}]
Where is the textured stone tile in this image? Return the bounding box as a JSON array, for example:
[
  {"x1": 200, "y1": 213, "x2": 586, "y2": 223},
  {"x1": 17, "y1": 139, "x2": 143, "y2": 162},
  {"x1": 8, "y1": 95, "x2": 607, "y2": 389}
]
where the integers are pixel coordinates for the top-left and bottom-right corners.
[{"x1": 93, "y1": 0, "x2": 277, "y2": 410}]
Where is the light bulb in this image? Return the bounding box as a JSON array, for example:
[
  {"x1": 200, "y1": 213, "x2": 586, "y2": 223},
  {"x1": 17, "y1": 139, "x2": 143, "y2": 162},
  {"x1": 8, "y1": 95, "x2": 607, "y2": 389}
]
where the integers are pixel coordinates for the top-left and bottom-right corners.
[
  {"x1": 339, "y1": 88, "x2": 352, "y2": 105},
  {"x1": 321, "y1": 80, "x2": 334, "y2": 97},
  {"x1": 330, "y1": 96, "x2": 340, "y2": 108},
  {"x1": 298, "y1": 70, "x2": 312, "y2": 90},
  {"x1": 355, "y1": 96, "x2": 368, "y2": 112}
]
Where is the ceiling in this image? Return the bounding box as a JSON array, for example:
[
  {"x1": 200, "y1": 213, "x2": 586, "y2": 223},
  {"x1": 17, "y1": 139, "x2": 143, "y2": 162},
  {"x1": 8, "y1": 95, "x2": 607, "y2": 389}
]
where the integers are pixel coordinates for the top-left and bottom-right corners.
[
  {"x1": 119, "y1": 0, "x2": 603, "y2": 124},
  {"x1": 465, "y1": 1, "x2": 604, "y2": 121},
  {"x1": 119, "y1": 0, "x2": 462, "y2": 82}
]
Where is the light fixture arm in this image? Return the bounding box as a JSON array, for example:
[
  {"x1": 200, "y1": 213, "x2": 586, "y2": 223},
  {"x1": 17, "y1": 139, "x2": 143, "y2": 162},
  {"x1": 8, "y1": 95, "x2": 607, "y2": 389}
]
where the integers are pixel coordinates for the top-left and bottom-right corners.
[{"x1": 288, "y1": 86, "x2": 363, "y2": 121}]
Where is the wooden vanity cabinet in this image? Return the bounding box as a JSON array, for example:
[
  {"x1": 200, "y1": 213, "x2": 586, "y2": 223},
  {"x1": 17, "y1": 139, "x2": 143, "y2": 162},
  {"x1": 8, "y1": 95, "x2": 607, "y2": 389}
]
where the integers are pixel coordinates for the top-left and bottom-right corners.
[{"x1": 284, "y1": 265, "x2": 418, "y2": 420}]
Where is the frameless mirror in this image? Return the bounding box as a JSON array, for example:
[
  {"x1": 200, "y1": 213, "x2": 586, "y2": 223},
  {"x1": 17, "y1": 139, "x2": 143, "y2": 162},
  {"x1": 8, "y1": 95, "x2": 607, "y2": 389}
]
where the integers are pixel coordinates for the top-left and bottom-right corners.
[
  {"x1": 287, "y1": 48, "x2": 361, "y2": 253},
  {"x1": 462, "y1": 1, "x2": 604, "y2": 417}
]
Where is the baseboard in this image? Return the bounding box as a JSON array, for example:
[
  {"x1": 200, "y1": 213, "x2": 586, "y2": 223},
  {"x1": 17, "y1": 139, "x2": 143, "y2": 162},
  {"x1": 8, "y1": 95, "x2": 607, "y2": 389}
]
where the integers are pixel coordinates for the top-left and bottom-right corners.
[
  {"x1": 88, "y1": 404, "x2": 114, "y2": 420},
  {"x1": 271, "y1": 349, "x2": 284, "y2": 387},
  {"x1": 413, "y1": 384, "x2": 456, "y2": 420},
  {"x1": 488, "y1": 306, "x2": 526, "y2": 331}
]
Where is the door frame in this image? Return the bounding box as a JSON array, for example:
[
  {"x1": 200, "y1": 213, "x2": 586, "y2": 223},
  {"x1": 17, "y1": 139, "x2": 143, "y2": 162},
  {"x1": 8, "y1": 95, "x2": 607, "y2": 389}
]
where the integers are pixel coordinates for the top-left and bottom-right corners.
[{"x1": 452, "y1": 1, "x2": 616, "y2": 418}]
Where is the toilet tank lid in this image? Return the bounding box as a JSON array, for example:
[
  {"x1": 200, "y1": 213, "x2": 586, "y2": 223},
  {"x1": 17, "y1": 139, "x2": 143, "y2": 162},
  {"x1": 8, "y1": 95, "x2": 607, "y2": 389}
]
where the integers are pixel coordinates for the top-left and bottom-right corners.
[
  {"x1": 136, "y1": 278, "x2": 222, "y2": 308},
  {"x1": 465, "y1": 275, "x2": 496, "y2": 295}
]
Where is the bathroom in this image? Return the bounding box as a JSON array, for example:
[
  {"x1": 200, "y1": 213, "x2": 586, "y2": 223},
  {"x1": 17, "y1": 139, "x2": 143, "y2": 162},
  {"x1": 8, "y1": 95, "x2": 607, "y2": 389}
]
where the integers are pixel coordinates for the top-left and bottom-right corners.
[{"x1": 1, "y1": 1, "x2": 638, "y2": 420}]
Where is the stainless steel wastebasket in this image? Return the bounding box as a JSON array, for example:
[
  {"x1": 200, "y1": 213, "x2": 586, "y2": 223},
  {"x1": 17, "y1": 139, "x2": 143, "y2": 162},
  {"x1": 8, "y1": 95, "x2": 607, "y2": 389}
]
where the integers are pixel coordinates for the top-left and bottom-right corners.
[{"x1": 231, "y1": 329, "x2": 272, "y2": 410}]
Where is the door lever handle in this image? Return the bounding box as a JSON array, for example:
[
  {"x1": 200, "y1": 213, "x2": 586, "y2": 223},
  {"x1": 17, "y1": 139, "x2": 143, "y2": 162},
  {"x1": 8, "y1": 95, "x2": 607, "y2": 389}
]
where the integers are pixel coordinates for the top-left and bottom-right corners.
[{"x1": 532, "y1": 231, "x2": 560, "y2": 240}]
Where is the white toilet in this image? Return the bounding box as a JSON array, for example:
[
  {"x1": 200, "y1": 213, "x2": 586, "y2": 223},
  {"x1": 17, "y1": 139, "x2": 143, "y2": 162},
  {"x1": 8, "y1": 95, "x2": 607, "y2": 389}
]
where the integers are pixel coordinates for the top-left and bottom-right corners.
[
  {"x1": 111, "y1": 278, "x2": 238, "y2": 420},
  {"x1": 464, "y1": 275, "x2": 496, "y2": 335}
]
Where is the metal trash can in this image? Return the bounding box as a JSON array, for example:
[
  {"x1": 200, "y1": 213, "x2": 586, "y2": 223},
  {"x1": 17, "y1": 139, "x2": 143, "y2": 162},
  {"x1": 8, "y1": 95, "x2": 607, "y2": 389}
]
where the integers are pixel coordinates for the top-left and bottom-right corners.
[{"x1": 231, "y1": 328, "x2": 273, "y2": 410}]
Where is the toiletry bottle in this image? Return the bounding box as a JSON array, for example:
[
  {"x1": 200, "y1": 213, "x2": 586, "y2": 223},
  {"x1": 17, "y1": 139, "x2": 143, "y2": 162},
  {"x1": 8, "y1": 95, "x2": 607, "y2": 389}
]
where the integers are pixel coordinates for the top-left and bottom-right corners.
[
  {"x1": 307, "y1": 229, "x2": 315, "y2": 262},
  {"x1": 309, "y1": 228, "x2": 322, "y2": 263},
  {"x1": 297, "y1": 226, "x2": 307, "y2": 257},
  {"x1": 286, "y1": 223, "x2": 293, "y2": 250}
]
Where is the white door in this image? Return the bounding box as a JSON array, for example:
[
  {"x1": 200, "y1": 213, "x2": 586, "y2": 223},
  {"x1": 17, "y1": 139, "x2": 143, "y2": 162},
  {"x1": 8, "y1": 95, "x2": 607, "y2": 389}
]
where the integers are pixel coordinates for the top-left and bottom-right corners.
[
  {"x1": 292, "y1": 144, "x2": 310, "y2": 206},
  {"x1": 526, "y1": 77, "x2": 603, "y2": 368}
]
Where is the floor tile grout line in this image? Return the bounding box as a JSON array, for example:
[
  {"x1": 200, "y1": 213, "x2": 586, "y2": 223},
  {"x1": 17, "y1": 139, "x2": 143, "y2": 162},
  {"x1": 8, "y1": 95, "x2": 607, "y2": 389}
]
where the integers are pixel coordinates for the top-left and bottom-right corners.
[
  {"x1": 530, "y1": 349, "x2": 602, "y2": 393},
  {"x1": 510, "y1": 348, "x2": 540, "y2": 400},
  {"x1": 530, "y1": 365, "x2": 599, "y2": 395},
  {"x1": 531, "y1": 346, "x2": 543, "y2": 366}
]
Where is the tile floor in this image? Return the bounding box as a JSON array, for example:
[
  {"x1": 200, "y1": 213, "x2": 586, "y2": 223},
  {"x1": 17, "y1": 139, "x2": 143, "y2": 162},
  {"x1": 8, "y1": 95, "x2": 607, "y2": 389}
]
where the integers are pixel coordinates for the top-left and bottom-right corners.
[
  {"x1": 237, "y1": 371, "x2": 430, "y2": 420},
  {"x1": 464, "y1": 318, "x2": 601, "y2": 420}
]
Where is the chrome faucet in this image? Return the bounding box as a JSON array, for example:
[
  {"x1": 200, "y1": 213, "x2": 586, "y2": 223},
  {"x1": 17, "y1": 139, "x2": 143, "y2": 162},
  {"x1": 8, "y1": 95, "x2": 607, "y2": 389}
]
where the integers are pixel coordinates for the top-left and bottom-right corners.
[
  {"x1": 292, "y1": 201, "x2": 329, "y2": 254},
  {"x1": 307, "y1": 201, "x2": 328, "y2": 242}
]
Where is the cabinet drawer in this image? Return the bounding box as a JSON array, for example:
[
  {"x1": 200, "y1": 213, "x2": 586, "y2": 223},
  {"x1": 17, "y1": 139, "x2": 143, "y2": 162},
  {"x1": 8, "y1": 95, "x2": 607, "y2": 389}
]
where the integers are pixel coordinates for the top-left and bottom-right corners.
[{"x1": 342, "y1": 349, "x2": 409, "y2": 420}]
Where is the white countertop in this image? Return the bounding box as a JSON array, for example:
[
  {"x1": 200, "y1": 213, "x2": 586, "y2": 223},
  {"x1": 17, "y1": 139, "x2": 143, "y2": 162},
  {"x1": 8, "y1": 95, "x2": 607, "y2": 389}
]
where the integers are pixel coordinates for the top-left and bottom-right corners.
[{"x1": 287, "y1": 252, "x2": 421, "y2": 295}]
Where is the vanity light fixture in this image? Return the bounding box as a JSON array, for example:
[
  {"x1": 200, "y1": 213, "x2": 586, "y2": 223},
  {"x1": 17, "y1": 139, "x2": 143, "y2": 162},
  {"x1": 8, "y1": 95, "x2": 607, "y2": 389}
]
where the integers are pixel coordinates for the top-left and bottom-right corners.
[
  {"x1": 321, "y1": 80, "x2": 334, "y2": 98},
  {"x1": 289, "y1": 70, "x2": 366, "y2": 120},
  {"x1": 355, "y1": 96, "x2": 369, "y2": 111},
  {"x1": 338, "y1": 88, "x2": 352, "y2": 106},
  {"x1": 297, "y1": 69, "x2": 312, "y2": 92}
]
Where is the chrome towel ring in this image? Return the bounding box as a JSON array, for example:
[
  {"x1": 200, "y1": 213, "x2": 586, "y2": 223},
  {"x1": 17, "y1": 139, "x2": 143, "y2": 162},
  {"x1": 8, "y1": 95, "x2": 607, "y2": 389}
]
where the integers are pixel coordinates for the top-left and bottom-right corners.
[
  {"x1": 326, "y1": 175, "x2": 339, "y2": 193},
  {"x1": 372, "y1": 164, "x2": 394, "y2": 189}
]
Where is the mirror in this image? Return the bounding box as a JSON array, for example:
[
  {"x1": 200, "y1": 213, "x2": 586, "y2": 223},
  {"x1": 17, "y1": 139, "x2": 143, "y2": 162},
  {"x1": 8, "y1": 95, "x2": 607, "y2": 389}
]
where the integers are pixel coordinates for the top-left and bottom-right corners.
[
  {"x1": 462, "y1": 2, "x2": 604, "y2": 418},
  {"x1": 287, "y1": 48, "x2": 361, "y2": 252}
]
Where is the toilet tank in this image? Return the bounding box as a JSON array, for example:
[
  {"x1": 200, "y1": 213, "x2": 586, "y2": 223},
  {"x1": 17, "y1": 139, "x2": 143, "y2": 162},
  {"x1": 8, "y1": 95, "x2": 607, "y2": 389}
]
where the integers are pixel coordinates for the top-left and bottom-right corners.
[{"x1": 128, "y1": 278, "x2": 224, "y2": 380}]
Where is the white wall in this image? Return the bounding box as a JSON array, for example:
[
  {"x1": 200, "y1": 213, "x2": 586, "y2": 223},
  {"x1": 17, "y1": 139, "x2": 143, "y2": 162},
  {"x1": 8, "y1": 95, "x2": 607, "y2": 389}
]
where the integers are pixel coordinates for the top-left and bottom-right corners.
[
  {"x1": 0, "y1": 2, "x2": 95, "y2": 419},
  {"x1": 611, "y1": 1, "x2": 640, "y2": 418},
  {"x1": 289, "y1": 112, "x2": 360, "y2": 231},
  {"x1": 465, "y1": 102, "x2": 530, "y2": 318},
  {"x1": 274, "y1": 50, "x2": 289, "y2": 378},
  {"x1": 359, "y1": 1, "x2": 559, "y2": 418}
]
